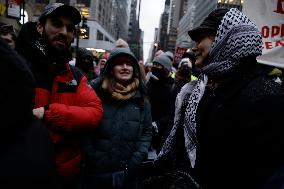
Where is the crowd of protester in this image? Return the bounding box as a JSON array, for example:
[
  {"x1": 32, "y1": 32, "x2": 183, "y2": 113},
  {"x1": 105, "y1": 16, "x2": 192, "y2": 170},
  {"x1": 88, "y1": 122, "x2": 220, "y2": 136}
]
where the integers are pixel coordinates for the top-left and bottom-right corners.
[{"x1": 1, "y1": 3, "x2": 284, "y2": 189}]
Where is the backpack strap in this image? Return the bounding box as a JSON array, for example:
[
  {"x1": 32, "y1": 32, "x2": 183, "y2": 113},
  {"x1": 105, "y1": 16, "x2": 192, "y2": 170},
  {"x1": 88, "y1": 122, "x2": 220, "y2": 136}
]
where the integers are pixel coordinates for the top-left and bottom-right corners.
[{"x1": 69, "y1": 65, "x2": 84, "y2": 84}]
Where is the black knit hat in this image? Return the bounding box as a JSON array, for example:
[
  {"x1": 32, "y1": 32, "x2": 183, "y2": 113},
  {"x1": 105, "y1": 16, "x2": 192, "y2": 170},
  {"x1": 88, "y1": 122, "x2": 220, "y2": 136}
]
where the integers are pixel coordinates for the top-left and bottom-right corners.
[
  {"x1": 188, "y1": 8, "x2": 229, "y2": 41},
  {"x1": 76, "y1": 47, "x2": 93, "y2": 60}
]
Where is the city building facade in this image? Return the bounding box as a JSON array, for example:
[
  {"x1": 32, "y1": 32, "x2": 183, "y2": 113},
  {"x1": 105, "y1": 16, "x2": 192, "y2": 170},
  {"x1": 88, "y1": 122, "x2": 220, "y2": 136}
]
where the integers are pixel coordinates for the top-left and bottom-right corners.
[
  {"x1": 176, "y1": 0, "x2": 217, "y2": 48},
  {"x1": 157, "y1": 0, "x2": 170, "y2": 51},
  {"x1": 127, "y1": 0, "x2": 144, "y2": 60},
  {"x1": 176, "y1": 0, "x2": 244, "y2": 49},
  {"x1": 146, "y1": 27, "x2": 159, "y2": 63},
  {"x1": 167, "y1": 0, "x2": 189, "y2": 53},
  {"x1": 166, "y1": 0, "x2": 178, "y2": 52}
]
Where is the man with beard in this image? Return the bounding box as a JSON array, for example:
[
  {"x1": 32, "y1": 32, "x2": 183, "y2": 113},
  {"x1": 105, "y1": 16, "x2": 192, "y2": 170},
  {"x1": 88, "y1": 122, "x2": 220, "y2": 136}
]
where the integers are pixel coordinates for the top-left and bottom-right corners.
[
  {"x1": 15, "y1": 3, "x2": 103, "y2": 189},
  {"x1": 146, "y1": 53, "x2": 175, "y2": 153}
]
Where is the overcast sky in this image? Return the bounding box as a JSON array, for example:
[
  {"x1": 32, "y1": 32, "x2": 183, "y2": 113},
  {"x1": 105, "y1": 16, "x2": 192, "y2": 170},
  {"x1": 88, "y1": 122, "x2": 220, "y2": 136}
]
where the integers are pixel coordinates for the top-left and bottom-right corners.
[{"x1": 140, "y1": 0, "x2": 165, "y2": 62}]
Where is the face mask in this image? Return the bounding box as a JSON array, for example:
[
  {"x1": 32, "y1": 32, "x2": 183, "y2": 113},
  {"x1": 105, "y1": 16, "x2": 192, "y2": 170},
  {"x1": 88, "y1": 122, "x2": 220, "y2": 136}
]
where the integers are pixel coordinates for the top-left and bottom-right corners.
[
  {"x1": 178, "y1": 66, "x2": 191, "y2": 77},
  {"x1": 151, "y1": 67, "x2": 169, "y2": 80}
]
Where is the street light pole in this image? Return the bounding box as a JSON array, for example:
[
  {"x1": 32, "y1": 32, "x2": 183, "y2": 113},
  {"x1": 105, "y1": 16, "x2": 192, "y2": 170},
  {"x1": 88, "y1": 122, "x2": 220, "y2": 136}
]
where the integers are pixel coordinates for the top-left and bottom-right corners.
[{"x1": 75, "y1": 4, "x2": 84, "y2": 63}]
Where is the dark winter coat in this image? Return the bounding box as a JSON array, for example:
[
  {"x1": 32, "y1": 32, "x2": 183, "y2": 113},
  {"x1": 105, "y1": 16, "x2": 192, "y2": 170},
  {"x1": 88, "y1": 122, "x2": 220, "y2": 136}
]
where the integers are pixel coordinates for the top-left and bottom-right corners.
[
  {"x1": 81, "y1": 48, "x2": 152, "y2": 189},
  {"x1": 146, "y1": 76, "x2": 175, "y2": 152},
  {"x1": 194, "y1": 61, "x2": 284, "y2": 189},
  {"x1": 0, "y1": 39, "x2": 58, "y2": 188}
]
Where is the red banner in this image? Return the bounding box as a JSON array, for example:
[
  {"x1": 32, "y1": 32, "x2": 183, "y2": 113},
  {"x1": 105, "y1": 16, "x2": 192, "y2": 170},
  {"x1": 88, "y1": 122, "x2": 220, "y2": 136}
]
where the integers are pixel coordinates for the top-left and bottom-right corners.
[
  {"x1": 174, "y1": 47, "x2": 187, "y2": 64},
  {"x1": 8, "y1": 0, "x2": 21, "y2": 5}
]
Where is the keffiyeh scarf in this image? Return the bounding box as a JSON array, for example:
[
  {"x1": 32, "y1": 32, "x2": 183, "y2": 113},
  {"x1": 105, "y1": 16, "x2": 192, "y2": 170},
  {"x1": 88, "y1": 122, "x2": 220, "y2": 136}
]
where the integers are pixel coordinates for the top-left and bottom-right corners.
[{"x1": 156, "y1": 8, "x2": 262, "y2": 168}]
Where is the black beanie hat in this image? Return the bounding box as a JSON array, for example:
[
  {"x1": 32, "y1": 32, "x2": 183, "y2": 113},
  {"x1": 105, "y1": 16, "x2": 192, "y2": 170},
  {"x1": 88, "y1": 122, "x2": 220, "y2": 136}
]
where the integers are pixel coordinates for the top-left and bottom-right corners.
[
  {"x1": 76, "y1": 48, "x2": 93, "y2": 61},
  {"x1": 188, "y1": 8, "x2": 229, "y2": 41}
]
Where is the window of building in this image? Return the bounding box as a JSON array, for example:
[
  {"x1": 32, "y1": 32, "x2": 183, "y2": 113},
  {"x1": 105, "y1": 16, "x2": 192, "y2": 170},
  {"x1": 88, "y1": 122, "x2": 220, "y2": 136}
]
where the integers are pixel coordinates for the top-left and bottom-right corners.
[{"x1": 97, "y1": 30, "x2": 104, "y2": 40}]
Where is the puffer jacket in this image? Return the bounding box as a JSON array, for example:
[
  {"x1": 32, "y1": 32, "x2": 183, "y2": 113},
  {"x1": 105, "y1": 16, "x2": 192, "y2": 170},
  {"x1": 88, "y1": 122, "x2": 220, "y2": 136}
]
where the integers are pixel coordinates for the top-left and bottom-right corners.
[
  {"x1": 82, "y1": 48, "x2": 152, "y2": 189},
  {"x1": 16, "y1": 22, "x2": 103, "y2": 179}
]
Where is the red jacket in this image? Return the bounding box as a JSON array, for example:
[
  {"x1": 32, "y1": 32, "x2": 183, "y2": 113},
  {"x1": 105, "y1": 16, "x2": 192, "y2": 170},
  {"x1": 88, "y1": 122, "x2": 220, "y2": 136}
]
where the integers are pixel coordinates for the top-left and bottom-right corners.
[{"x1": 34, "y1": 64, "x2": 103, "y2": 179}]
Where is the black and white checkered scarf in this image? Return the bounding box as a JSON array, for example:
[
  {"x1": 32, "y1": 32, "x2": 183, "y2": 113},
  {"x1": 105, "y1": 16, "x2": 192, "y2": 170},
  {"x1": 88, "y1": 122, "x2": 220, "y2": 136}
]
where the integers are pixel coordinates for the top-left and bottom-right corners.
[{"x1": 156, "y1": 8, "x2": 262, "y2": 168}]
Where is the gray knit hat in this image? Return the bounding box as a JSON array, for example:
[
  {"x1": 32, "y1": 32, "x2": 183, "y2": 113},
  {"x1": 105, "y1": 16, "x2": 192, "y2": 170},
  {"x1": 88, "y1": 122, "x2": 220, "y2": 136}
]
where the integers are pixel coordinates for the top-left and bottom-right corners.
[
  {"x1": 153, "y1": 54, "x2": 172, "y2": 72},
  {"x1": 164, "y1": 51, "x2": 174, "y2": 62}
]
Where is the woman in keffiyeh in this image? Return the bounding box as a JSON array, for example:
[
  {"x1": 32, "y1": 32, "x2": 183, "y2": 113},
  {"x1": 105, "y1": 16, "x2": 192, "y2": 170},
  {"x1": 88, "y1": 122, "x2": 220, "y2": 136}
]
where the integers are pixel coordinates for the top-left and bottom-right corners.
[{"x1": 157, "y1": 8, "x2": 284, "y2": 189}]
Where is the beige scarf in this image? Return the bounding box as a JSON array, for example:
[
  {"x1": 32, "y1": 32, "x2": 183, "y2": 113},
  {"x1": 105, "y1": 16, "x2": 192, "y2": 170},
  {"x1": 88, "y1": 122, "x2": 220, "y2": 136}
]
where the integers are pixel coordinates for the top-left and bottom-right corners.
[{"x1": 102, "y1": 77, "x2": 139, "y2": 101}]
